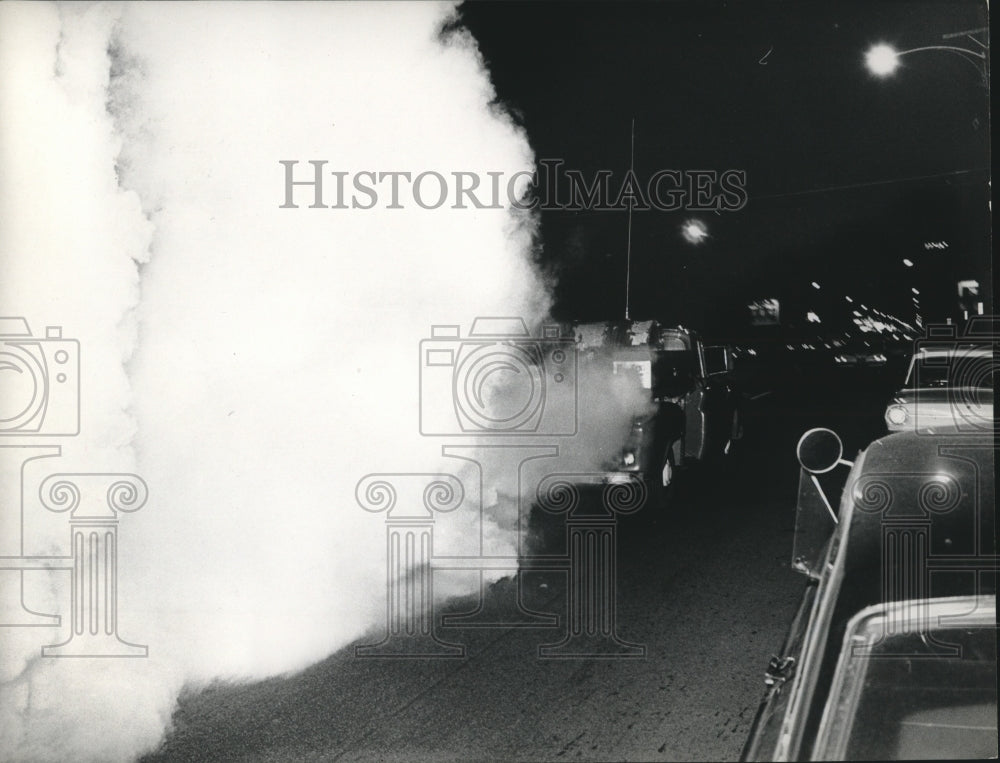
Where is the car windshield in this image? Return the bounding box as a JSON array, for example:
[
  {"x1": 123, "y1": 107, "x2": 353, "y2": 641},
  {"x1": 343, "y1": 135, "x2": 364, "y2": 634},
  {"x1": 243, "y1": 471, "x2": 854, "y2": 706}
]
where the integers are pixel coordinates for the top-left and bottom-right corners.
[
  {"x1": 814, "y1": 597, "x2": 998, "y2": 761},
  {"x1": 654, "y1": 333, "x2": 690, "y2": 351},
  {"x1": 904, "y1": 348, "x2": 994, "y2": 389}
]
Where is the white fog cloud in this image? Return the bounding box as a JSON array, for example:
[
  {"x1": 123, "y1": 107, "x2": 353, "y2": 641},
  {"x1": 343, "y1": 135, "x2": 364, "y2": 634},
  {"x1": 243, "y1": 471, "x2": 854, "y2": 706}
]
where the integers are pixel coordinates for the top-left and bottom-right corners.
[{"x1": 0, "y1": 2, "x2": 551, "y2": 759}]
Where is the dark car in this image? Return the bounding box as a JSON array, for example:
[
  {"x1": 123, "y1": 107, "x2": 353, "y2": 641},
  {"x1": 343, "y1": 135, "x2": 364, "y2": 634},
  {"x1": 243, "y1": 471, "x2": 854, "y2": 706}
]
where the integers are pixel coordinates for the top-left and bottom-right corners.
[{"x1": 742, "y1": 427, "x2": 997, "y2": 761}]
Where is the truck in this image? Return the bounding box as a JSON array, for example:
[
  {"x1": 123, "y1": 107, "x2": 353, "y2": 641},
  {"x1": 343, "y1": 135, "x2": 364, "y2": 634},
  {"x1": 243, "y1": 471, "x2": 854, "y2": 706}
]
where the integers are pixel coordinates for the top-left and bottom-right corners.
[{"x1": 573, "y1": 319, "x2": 742, "y2": 508}]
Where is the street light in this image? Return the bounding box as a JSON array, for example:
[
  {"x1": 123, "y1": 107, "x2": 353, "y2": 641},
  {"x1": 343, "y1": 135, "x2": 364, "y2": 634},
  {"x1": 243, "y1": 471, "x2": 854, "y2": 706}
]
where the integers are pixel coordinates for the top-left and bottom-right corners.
[
  {"x1": 866, "y1": 44, "x2": 902, "y2": 76},
  {"x1": 681, "y1": 219, "x2": 708, "y2": 244},
  {"x1": 864, "y1": 29, "x2": 988, "y2": 87}
]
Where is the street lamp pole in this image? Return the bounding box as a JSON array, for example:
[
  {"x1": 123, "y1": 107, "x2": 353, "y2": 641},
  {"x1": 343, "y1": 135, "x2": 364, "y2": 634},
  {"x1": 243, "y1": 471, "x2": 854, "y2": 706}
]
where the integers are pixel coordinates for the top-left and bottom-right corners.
[{"x1": 625, "y1": 118, "x2": 635, "y2": 321}]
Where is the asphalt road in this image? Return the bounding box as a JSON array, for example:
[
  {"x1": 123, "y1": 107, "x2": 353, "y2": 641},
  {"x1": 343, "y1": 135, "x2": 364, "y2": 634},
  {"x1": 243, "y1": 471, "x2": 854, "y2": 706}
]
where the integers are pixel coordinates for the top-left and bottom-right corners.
[{"x1": 146, "y1": 364, "x2": 898, "y2": 762}]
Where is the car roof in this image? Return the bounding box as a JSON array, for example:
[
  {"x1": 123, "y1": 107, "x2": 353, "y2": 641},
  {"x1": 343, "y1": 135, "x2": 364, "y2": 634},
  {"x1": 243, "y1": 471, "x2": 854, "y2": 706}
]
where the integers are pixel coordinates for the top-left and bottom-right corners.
[
  {"x1": 835, "y1": 428, "x2": 995, "y2": 620},
  {"x1": 572, "y1": 320, "x2": 696, "y2": 349},
  {"x1": 789, "y1": 429, "x2": 997, "y2": 756},
  {"x1": 915, "y1": 345, "x2": 993, "y2": 358}
]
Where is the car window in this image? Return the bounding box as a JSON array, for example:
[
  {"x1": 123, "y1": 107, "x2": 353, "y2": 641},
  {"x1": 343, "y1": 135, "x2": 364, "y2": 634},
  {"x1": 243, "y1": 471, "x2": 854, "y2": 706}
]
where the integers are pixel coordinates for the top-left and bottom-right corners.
[
  {"x1": 905, "y1": 349, "x2": 995, "y2": 389},
  {"x1": 647, "y1": 326, "x2": 691, "y2": 351},
  {"x1": 907, "y1": 363, "x2": 951, "y2": 388},
  {"x1": 814, "y1": 597, "x2": 998, "y2": 760},
  {"x1": 652, "y1": 351, "x2": 695, "y2": 397}
]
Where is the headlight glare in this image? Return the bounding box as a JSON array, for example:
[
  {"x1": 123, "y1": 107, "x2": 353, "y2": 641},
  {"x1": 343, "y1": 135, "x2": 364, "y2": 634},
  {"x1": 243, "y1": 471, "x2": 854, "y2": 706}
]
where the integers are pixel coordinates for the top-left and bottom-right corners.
[{"x1": 886, "y1": 405, "x2": 908, "y2": 425}]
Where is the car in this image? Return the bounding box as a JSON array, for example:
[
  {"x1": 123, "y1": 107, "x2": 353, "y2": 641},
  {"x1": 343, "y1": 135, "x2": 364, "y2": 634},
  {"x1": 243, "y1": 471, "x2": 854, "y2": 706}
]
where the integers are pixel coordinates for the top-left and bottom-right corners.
[
  {"x1": 884, "y1": 342, "x2": 993, "y2": 432},
  {"x1": 741, "y1": 427, "x2": 997, "y2": 761},
  {"x1": 834, "y1": 351, "x2": 887, "y2": 366},
  {"x1": 574, "y1": 319, "x2": 742, "y2": 506},
  {"x1": 833, "y1": 339, "x2": 889, "y2": 368}
]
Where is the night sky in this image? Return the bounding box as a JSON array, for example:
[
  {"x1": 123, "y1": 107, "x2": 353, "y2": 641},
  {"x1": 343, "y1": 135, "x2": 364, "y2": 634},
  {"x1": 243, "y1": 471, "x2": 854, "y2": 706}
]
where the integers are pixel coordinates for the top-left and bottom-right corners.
[{"x1": 455, "y1": 0, "x2": 990, "y2": 341}]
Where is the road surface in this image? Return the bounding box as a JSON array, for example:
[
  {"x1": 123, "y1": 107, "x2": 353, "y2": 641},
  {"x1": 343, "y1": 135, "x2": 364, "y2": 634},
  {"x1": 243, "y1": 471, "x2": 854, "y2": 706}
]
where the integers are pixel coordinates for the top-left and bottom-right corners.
[{"x1": 146, "y1": 366, "x2": 896, "y2": 762}]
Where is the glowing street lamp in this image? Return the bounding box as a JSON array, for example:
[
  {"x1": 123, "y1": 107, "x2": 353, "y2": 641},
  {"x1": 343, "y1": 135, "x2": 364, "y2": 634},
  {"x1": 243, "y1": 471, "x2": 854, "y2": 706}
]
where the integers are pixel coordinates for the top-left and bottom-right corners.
[
  {"x1": 681, "y1": 219, "x2": 708, "y2": 244},
  {"x1": 864, "y1": 30, "x2": 988, "y2": 85},
  {"x1": 866, "y1": 44, "x2": 902, "y2": 76}
]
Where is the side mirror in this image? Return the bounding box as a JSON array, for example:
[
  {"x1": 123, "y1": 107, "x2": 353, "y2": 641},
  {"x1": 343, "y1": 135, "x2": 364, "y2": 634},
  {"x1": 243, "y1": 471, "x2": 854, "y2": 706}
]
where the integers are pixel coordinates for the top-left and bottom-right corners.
[
  {"x1": 796, "y1": 428, "x2": 845, "y2": 474},
  {"x1": 792, "y1": 429, "x2": 854, "y2": 578}
]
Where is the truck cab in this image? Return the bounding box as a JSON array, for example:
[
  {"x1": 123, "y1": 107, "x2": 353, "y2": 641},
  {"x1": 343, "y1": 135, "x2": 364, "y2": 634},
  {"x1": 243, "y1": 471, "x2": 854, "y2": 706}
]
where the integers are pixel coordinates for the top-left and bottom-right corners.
[{"x1": 573, "y1": 320, "x2": 741, "y2": 505}]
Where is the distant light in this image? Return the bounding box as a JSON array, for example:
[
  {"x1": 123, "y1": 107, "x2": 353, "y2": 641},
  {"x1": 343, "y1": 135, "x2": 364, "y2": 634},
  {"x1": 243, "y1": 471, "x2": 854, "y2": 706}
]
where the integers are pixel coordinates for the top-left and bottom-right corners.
[
  {"x1": 902, "y1": 258, "x2": 914, "y2": 267},
  {"x1": 681, "y1": 219, "x2": 708, "y2": 244},
  {"x1": 845, "y1": 295, "x2": 853, "y2": 303},
  {"x1": 853, "y1": 310, "x2": 862, "y2": 317},
  {"x1": 807, "y1": 311, "x2": 821, "y2": 323},
  {"x1": 866, "y1": 44, "x2": 900, "y2": 77},
  {"x1": 811, "y1": 281, "x2": 821, "y2": 289},
  {"x1": 911, "y1": 287, "x2": 920, "y2": 295}
]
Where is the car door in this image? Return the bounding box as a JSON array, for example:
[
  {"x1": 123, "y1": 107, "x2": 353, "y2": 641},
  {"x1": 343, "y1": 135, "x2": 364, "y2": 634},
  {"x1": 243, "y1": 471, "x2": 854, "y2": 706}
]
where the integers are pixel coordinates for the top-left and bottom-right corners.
[
  {"x1": 682, "y1": 379, "x2": 706, "y2": 461},
  {"x1": 741, "y1": 583, "x2": 819, "y2": 761},
  {"x1": 699, "y1": 344, "x2": 736, "y2": 458}
]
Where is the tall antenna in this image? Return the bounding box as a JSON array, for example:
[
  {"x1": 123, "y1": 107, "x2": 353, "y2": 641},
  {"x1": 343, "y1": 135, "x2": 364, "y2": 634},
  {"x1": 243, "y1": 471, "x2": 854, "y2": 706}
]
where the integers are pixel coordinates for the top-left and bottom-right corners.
[{"x1": 624, "y1": 118, "x2": 635, "y2": 320}]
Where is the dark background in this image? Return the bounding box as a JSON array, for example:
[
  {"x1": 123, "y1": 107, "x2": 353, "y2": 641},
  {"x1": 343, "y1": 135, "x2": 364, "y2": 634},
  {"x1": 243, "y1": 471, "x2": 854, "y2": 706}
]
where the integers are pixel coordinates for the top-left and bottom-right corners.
[{"x1": 452, "y1": 0, "x2": 991, "y2": 342}]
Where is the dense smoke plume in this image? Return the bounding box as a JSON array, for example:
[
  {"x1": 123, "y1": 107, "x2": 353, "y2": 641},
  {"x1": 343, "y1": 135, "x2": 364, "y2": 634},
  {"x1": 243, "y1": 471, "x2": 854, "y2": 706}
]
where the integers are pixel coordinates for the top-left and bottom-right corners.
[{"x1": 0, "y1": 3, "x2": 652, "y2": 760}]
